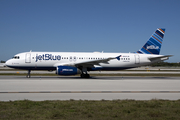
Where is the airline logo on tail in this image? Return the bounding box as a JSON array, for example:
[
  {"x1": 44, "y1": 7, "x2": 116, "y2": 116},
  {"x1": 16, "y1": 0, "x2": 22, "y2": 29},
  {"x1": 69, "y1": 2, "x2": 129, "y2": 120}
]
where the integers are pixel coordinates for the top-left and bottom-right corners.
[
  {"x1": 136, "y1": 28, "x2": 165, "y2": 55},
  {"x1": 147, "y1": 45, "x2": 159, "y2": 50}
]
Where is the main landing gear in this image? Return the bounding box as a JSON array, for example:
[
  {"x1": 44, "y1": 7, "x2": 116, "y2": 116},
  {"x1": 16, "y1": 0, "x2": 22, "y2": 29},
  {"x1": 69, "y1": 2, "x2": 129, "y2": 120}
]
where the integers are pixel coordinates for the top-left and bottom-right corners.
[
  {"x1": 80, "y1": 74, "x2": 90, "y2": 78},
  {"x1": 80, "y1": 68, "x2": 90, "y2": 78},
  {"x1": 26, "y1": 70, "x2": 31, "y2": 78}
]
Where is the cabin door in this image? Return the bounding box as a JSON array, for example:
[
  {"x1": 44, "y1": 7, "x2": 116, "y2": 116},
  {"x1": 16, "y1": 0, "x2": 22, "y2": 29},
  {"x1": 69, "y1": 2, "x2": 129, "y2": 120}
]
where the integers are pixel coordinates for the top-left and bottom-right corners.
[{"x1": 25, "y1": 53, "x2": 31, "y2": 63}]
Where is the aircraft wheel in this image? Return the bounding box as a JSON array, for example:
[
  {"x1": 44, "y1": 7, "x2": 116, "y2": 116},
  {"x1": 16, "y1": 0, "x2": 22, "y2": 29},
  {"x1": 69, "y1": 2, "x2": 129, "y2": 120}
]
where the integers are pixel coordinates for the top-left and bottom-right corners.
[
  {"x1": 80, "y1": 74, "x2": 90, "y2": 78},
  {"x1": 86, "y1": 74, "x2": 90, "y2": 78},
  {"x1": 26, "y1": 75, "x2": 31, "y2": 78},
  {"x1": 80, "y1": 74, "x2": 84, "y2": 78}
]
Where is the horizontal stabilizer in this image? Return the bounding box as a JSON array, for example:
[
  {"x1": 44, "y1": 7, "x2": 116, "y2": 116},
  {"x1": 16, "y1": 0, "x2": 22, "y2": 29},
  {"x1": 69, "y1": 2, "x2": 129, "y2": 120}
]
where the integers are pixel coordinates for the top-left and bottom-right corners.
[{"x1": 148, "y1": 55, "x2": 173, "y2": 61}]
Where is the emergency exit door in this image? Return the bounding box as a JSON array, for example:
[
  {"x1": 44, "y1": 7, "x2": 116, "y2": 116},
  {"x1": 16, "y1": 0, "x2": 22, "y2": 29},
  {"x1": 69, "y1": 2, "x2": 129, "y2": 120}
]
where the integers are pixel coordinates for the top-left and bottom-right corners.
[{"x1": 134, "y1": 55, "x2": 140, "y2": 64}]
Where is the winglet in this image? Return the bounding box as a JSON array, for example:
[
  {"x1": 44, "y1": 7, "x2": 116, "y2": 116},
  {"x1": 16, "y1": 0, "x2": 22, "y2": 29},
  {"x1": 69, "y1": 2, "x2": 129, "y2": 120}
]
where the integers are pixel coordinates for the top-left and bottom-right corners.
[{"x1": 116, "y1": 55, "x2": 121, "y2": 61}]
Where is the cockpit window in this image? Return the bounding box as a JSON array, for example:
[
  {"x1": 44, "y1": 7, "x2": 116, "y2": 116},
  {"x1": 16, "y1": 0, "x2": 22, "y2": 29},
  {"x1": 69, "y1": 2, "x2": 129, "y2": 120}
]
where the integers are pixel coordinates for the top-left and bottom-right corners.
[{"x1": 12, "y1": 56, "x2": 20, "y2": 59}]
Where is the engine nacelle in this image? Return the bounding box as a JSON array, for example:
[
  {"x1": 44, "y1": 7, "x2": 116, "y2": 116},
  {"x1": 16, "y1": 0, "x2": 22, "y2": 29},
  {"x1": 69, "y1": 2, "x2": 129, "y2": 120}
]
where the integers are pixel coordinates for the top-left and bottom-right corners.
[{"x1": 57, "y1": 66, "x2": 80, "y2": 75}]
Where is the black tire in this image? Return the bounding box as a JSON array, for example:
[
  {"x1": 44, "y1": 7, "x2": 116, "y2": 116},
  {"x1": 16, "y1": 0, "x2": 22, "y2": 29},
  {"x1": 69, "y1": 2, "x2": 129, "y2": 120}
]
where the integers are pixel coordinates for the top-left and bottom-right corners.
[
  {"x1": 80, "y1": 74, "x2": 90, "y2": 78},
  {"x1": 26, "y1": 75, "x2": 30, "y2": 78}
]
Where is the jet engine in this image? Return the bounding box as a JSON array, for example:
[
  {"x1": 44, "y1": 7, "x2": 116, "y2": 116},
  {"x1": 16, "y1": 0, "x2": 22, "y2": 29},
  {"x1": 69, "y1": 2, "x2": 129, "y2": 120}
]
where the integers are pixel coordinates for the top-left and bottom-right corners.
[{"x1": 56, "y1": 66, "x2": 80, "y2": 75}]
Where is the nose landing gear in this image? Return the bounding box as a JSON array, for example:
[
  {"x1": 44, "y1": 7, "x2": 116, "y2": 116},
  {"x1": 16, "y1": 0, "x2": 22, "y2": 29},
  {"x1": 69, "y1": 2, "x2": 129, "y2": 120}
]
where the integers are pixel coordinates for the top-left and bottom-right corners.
[{"x1": 26, "y1": 70, "x2": 31, "y2": 78}]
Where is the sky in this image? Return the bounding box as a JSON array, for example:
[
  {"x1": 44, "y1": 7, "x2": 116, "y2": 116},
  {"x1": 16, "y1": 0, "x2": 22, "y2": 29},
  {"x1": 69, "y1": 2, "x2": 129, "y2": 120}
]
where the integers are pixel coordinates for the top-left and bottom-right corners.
[{"x1": 0, "y1": 0, "x2": 180, "y2": 62}]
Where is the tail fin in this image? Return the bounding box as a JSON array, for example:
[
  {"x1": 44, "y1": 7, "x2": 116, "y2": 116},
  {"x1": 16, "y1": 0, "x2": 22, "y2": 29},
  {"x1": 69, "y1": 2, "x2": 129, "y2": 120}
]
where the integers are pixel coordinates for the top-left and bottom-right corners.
[{"x1": 136, "y1": 28, "x2": 165, "y2": 55}]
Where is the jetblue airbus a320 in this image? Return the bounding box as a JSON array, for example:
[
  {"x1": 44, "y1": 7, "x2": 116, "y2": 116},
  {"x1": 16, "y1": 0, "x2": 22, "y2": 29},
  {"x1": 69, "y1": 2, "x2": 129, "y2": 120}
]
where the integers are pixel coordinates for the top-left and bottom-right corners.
[{"x1": 5, "y1": 28, "x2": 172, "y2": 78}]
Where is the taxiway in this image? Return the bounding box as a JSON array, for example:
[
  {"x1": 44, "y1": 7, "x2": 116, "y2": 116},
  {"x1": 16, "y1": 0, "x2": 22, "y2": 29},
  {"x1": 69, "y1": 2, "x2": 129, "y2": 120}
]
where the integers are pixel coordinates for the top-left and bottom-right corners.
[{"x1": 0, "y1": 76, "x2": 180, "y2": 101}]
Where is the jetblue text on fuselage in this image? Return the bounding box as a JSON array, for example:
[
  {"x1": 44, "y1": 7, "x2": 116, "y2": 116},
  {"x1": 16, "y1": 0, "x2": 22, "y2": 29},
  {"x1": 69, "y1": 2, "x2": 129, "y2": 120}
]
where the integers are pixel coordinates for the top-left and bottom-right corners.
[{"x1": 36, "y1": 54, "x2": 61, "y2": 62}]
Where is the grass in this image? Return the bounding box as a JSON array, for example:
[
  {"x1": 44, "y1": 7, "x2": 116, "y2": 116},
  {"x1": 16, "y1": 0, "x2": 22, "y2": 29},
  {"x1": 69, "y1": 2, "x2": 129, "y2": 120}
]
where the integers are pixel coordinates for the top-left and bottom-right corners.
[{"x1": 0, "y1": 99, "x2": 180, "y2": 120}]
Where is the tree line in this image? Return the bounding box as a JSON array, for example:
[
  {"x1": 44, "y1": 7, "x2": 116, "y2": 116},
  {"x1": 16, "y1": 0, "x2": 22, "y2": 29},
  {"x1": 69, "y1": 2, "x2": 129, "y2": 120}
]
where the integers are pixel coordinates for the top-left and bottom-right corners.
[
  {"x1": 150, "y1": 62, "x2": 180, "y2": 67},
  {"x1": 0, "y1": 60, "x2": 5, "y2": 63}
]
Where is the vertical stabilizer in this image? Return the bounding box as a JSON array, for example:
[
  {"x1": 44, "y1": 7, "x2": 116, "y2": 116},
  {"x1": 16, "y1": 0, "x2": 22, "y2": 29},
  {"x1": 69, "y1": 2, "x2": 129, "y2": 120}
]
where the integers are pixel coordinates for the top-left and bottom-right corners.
[{"x1": 136, "y1": 28, "x2": 165, "y2": 55}]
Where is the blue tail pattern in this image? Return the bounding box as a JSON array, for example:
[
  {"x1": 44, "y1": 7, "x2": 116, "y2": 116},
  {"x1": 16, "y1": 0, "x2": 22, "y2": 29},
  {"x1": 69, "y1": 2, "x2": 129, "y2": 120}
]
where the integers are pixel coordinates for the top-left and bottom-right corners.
[{"x1": 136, "y1": 28, "x2": 165, "y2": 55}]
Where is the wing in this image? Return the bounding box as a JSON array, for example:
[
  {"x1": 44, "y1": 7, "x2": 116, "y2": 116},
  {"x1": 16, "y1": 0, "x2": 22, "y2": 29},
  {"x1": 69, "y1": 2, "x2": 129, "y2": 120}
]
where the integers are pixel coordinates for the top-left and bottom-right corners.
[
  {"x1": 53, "y1": 55, "x2": 121, "y2": 68},
  {"x1": 74, "y1": 57, "x2": 115, "y2": 68}
]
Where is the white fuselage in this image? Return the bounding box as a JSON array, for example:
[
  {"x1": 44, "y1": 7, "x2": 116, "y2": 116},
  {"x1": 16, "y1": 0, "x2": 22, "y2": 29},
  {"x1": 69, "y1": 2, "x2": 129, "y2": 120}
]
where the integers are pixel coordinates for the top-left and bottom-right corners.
[{"x1": 5, "y1": 51, "x2": 164, "y2": 71}]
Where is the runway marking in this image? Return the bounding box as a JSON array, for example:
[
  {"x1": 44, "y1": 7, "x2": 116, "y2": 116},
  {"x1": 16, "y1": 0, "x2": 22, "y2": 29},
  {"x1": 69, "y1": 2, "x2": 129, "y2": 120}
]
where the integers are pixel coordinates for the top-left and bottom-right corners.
[{"x1": 0, "y1": 91, "x2": 180, "y2": 93}]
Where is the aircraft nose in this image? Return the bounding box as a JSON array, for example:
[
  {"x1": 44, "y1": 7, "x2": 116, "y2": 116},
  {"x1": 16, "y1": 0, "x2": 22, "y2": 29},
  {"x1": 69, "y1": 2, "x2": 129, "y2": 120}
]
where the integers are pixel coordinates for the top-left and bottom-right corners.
[{"x1": 5, "y1": 59, "x2": 11, "y2": 67}]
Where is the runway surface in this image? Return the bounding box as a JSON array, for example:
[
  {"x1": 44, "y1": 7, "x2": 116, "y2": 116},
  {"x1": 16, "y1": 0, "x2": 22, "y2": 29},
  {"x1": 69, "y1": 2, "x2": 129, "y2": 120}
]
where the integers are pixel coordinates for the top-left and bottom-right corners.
[
  {"x1": 1, "y1": 70, "x2": 180, "y2": 74},
  {"x1": 0, "y1": 76, "x2": 180, "y2": 101}
]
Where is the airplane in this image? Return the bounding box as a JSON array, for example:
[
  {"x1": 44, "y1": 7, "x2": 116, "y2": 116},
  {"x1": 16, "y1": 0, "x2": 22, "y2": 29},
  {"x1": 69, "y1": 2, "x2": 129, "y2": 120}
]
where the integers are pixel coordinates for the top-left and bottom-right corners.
[{"x1": 5, "y1": 28, "x2": 172, "y2": 78}]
